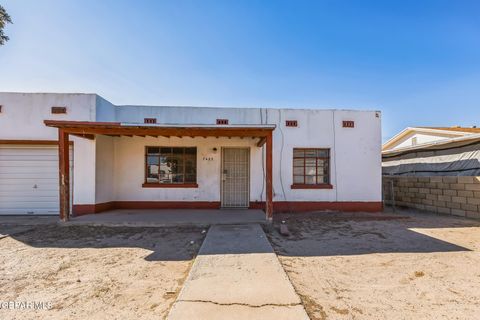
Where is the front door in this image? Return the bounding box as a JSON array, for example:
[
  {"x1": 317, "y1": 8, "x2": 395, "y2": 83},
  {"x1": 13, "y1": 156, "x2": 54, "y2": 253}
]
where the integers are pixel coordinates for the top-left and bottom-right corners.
[{"x1": 221, "y1": 148, "x2": 250, "y2": 208}]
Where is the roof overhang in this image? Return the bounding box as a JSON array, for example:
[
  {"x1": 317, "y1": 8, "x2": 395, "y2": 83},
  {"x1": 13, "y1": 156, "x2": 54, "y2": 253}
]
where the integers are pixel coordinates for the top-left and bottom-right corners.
[{"x1": 44, "y1": 120, "x2": 276, "y2": 146}]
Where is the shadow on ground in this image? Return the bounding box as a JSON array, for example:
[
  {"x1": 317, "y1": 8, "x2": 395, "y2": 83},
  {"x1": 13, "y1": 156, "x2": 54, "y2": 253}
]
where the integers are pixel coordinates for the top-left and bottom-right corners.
[
  {"x1": 0, "y1": 223, "x2": 206, "y2": 261},
  {"x1": 266, "y1": 210, "x2": 479, "y2": 257},
  {"x1": 1, "y1": 209, "x2": 478, "y2": 259}
]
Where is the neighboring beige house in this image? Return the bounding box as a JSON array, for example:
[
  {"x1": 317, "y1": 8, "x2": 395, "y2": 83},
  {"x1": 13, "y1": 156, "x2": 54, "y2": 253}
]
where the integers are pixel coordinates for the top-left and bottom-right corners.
[{"x1": 382, "y1": 126, "x2": 480, "y2": 152}]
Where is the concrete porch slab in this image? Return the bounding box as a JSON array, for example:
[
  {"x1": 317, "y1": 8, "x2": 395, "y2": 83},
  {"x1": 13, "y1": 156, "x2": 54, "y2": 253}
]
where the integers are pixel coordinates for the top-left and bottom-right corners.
[
  {"x1": 167, "y1": 224, "x2": 309, "y2": 320},
  {"x1": 66, "y1": 209, "x2": 266, "y2": 227}
]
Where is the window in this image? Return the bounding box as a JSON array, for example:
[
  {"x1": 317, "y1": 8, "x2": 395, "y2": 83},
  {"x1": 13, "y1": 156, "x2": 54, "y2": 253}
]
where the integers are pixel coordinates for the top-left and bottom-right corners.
[
  {"x1": 144, "y1": 147, "x2": 197, "y2": 187},
  {"x1": 292, "y1": 148, "x2": 332, "y2": 189}
]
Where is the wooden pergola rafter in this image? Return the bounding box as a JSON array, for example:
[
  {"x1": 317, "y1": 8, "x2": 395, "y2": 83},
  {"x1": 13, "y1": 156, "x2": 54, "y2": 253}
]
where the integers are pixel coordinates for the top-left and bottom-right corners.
[{"x1": 44, "y1": 120, "x2": 275, "y2": 222}]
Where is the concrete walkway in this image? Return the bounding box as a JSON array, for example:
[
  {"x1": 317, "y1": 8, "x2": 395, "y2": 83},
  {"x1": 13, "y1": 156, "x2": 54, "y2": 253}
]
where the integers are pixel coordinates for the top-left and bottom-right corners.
[{"x1": 167, "y1": 224, "x2": 309, "y2": 320}]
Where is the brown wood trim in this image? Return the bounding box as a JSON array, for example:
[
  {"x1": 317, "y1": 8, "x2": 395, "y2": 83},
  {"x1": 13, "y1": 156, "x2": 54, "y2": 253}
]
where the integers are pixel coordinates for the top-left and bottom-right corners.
[
  {"x1": 0, "y1": 139, "x2": 73, "y2": 145},
  {"x1": 58, "y1": 129, "x2": 70, "y2": 221},
  {"x1": 257, "y1": 137, "x2": 266, "y2": 147},
  {"x1": 44, "y1": 120, "x2": 275, "y2": 139},
  {"x1": 142, "y1": 183, "x2": 199, "y2": 188},
  {"x1": 291, "y1": 184, "x2": 333, "y2": 189}
]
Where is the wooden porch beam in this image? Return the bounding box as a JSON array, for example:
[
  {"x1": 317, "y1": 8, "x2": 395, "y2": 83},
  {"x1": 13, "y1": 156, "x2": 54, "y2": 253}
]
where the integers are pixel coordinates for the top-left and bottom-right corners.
[
  {"x1": 71, "y1": 133, "x2": 95, "y2": 140},
  {"x1": 58, "y1": 129, "x2": 70, "y2": 222},
  {"x1": 55, "y1": 127, "x2": 272, "y2": 138},
  {"x1": 257, "y1": 137, "x2": 266, "y2": 147}
]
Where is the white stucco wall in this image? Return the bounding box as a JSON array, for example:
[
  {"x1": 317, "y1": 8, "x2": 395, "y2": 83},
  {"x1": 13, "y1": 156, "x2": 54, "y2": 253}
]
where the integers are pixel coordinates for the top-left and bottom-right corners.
[
  {"x1": 110, "y1": 136, "x2": 263, "y2": 202},
  {"x1": 0, "y1": 92, "x2": 382, "y2": 206},
  {"x1": 0, "y1": 92, "x2": 97, "y2": 204},
  {"x1": 95, "y1": 135, "x2": 115, "y2": 203},
  {"x1": 268, "y1": 109, "x2": 381, "y2": 202},
  {"x1": 96, "y1": 107, "x2": 381, "y2": 203}
]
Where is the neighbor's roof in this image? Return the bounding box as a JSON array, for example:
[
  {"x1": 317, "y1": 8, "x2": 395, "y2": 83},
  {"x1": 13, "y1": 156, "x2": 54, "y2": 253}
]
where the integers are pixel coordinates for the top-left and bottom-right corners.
[
  {"x1": 417, "y1": 126, "x2": 480, "y2": 133},
  {"x1": 382, "y1": 133, "x2": 480, "y2": 158},
  {"x1": 382, "y1": 126, "x2": 477, "y2": 151}
]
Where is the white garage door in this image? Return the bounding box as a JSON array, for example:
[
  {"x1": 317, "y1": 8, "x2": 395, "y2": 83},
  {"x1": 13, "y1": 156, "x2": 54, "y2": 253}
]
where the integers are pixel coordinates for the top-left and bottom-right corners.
[{"x1": 0, "y1": 145, "x2": 73, "y2": 215}]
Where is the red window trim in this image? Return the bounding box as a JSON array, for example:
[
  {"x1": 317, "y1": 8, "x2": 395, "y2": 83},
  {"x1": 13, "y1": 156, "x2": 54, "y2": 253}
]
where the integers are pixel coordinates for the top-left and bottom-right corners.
[
  {"x1": 292, "y1": 147, "x2": 331, "y2": 188},
  {"x1": 291, "y1": 183, "x2": 333, "y2": 189},
  {"x1": 144, "y1": 146, "x2": 197, "y2": 186},
  {"x1": 142, "y1": 183, "x2": 198, "y2": 188}
]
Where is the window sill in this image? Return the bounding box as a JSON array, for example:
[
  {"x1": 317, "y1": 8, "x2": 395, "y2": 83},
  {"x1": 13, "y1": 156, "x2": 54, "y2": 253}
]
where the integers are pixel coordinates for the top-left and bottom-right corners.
[
  {"x1": 291, "y1": 184, "x2": 333, "y2": 189},
  {"x1": 142, "y1": 183, "x2": 199, "y2": 188}
]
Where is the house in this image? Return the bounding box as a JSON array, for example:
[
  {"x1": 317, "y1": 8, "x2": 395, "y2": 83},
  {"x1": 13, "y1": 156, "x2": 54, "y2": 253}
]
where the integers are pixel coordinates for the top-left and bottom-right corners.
[
  {"x1": 0, "y1": 92, "x2": 382, "y2": 221},
  {"x1": 383, "y1": 126, "x2": 480, "y2": 176},
  {"x1": 382, "y1": 126, "x2": 480, "y2": 152}
]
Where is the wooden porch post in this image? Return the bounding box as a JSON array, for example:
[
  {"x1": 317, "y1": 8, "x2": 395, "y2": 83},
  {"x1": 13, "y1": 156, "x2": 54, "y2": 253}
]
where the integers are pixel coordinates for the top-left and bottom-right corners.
[
  {"x1": 265, "y1": 132, "x2": 273, "y2": 221},
  {"x1": 58, "y1": 129, "x2": 70, "y2": 221}
]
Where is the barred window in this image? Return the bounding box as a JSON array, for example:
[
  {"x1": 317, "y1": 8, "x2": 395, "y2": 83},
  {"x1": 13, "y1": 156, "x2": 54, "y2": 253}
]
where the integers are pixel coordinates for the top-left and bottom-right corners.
[
  {"x1": 292, "y1": 148, "x2": 330, "y2": 186},
  {"x1": 145, "y1": 147, "x2": 197, "y2": 184}
]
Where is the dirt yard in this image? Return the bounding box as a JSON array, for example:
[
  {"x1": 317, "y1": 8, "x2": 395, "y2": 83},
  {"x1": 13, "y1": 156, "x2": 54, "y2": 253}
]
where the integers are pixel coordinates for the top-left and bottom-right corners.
[
  {"x1": 267, "y1": 211, "x2": 480, "y2": 320},
  {"x1": 0, "y1": 223, "x2": 205, "y2": 320}
]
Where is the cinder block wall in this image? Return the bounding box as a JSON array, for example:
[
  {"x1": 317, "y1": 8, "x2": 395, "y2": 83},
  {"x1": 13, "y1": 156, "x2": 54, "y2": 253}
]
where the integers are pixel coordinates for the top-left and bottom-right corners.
[{"x1": 383, "y1": 176, "x2": 480, "y2": 219}]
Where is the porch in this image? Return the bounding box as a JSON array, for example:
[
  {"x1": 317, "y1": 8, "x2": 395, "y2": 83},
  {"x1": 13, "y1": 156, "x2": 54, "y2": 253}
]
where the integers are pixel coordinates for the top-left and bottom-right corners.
[
  {"x1": 65, "y1": 209, "x2": 266, "y2": 227},
  {"x1": 44, "y1": 120, "x2": 275, "y2": 222}
]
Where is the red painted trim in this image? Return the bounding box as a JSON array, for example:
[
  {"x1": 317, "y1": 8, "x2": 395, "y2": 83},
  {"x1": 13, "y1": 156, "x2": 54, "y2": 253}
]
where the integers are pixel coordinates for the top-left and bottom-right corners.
[
  {"x1": 273, "y1": 201, "x2": 383, "y2": 213},
  {"x1": 115, "y1": 201, "x2": 221, "y2": 210},
  {"x1": 291, "y1": 184, "x2": 333, "y2": 189},
  {"x1": 73, "y1": 202, "x2": 116, "y2": 216},
  {"x1": 142, "y1": 183, "x2": 199, "y2": 188},
  {"x1": 73, "y1": 201, "x2": 383, "y2": 215}
]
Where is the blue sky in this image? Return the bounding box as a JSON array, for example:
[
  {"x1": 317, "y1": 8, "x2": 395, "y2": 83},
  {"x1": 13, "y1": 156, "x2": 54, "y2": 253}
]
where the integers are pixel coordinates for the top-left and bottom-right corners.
[{"x1": 1, "y1": 0, "x2": 479, "y2": 141}]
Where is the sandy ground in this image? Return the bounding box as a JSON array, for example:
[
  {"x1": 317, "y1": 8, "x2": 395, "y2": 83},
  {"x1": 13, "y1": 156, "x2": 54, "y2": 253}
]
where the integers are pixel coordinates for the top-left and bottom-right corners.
[
  {"x1": 267, "y1": 211, "x2": 480, "y2": 320},
  {"x1": 0, "y1": 224, "x2": 205, "y2": 320}
]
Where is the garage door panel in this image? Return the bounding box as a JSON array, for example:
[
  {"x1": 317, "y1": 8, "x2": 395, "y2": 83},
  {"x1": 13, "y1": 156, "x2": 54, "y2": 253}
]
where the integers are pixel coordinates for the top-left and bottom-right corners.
[
  {"x1": 0, "y1": 145, "x2": 73, "y2": 215},
  {"x1": 0, "y1": 191, "x2": 59, "y2": 197},
  {"x1": 0, "y1": 171, "x2": 58, "y2": 181},
  {"x1": 0, "y1": 201, "x2": 59, "y2": 208}
]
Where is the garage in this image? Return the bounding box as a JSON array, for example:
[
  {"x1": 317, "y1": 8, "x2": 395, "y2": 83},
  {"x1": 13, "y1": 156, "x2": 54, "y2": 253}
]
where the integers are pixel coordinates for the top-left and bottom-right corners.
[{"x1": 0, "y1": 144, "x2": 72, "y2": 215}]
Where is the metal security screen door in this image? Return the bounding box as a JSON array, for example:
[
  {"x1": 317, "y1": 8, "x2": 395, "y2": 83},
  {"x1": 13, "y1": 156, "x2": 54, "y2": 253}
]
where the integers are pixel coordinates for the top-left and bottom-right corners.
[{"x1": 221, "y1": 148, "x2": 250, "y2": 208}]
